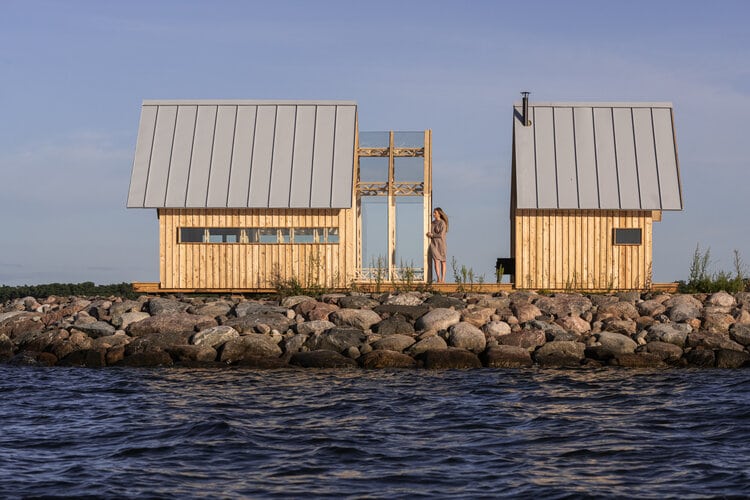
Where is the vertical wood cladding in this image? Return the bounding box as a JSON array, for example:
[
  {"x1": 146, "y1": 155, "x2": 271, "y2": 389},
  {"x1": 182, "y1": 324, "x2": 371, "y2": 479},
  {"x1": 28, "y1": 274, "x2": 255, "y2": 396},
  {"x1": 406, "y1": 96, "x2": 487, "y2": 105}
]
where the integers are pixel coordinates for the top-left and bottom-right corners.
[
  {"x1": 158, "y1": 208, "x2": 355, "y2": 289},
  {"x1": 513, "y1": 210, "x2": 653, "y2": 290}
]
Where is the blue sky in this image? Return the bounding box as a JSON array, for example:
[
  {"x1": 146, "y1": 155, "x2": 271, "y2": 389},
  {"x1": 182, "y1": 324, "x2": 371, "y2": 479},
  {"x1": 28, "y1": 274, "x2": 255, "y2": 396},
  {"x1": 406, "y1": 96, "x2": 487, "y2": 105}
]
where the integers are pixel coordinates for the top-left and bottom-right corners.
[{"x1": 1, "y1": 0, "x2": 749, "y2": 285}]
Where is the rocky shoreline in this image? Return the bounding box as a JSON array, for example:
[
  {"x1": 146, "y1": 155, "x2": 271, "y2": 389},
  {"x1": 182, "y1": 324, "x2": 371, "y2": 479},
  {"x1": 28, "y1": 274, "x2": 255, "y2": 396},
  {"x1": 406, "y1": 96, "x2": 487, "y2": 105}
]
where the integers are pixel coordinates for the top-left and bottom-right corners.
[{"x1": 1, "y1": 290, "x2": 749, "y2": 369}]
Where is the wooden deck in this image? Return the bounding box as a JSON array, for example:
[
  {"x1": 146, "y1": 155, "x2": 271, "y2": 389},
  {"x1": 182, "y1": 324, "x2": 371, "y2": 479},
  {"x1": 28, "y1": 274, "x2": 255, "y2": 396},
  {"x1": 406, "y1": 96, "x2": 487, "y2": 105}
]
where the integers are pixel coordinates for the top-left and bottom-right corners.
[{"x1": 132, "y1": 281, "x2": 679, "y2": 295}]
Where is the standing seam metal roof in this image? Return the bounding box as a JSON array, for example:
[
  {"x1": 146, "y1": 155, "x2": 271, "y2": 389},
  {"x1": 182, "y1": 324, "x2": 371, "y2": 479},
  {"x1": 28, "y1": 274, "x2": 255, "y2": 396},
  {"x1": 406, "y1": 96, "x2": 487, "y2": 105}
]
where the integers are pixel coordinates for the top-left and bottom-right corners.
[
  {"x1": 513, "y1": 102, "x2": 683, "y2": 210},
  {"x1": 127, "y1": 100, "x2": 357, "y2": 209}
]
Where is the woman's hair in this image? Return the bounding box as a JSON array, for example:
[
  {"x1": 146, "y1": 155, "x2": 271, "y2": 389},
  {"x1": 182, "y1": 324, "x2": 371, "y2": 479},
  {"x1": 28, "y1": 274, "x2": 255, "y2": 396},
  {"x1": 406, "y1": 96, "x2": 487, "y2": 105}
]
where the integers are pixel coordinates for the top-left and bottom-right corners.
[{"x1": 434, "y1": 207, "x2": 449, "y2": 232}]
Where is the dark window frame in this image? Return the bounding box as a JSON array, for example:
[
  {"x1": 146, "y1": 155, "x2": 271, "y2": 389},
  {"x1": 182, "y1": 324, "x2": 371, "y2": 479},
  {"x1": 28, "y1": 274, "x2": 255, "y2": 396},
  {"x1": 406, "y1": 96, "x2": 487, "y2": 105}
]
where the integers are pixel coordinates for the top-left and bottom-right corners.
[{"x1": 613, "y1": 228, "x2": 643, "y2": 246}]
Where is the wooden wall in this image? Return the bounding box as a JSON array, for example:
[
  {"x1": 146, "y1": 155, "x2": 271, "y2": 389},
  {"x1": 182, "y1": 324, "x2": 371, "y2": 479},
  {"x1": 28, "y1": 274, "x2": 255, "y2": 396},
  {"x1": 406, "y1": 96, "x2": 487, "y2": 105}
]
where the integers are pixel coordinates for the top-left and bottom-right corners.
[
  {"x1": 158, "y1": 208, "x2": 355, "y2": 289},
  {"x1": 512, "y1": 209, "x2": 654, "y2": 290}
]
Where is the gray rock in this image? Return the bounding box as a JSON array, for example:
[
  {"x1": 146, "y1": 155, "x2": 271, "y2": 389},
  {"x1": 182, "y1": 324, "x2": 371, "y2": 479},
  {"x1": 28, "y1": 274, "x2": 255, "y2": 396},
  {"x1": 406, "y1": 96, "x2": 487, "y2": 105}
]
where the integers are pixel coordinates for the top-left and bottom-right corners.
[
  {"x1": 373, "y1": 305, "x2": 431, "y2": 322},
  {"x1": 294, "y1": 320, "x2": 336, "y2": 336},
  {"x1": 329, "y1": 309, "x2": 382, "y2": 331},
  {"x1": 533, "y1": 294, "x2": 593, "y2": 317},
  {"x1": 358, "y1": 350, "x2": 416, "y2": 369},
  {"x1": 109, "y1": 300, "x2": 143, "y2": 318},
  {"x1": 72, "y1": 320, "x2": 116, "y2": 339},
  {"x1": 668, "y1": 302, "x2": 701, "y2": 323},
  {"x1": 482, "y1": 321, "x2": 512, "y2": 339},
  {"x1": 282, "y1": 333, "x2": 308, "y2": 353},
  {"x1": 612, "y1": 352, "x2": 666, "y2": 368},
  {"x1": 166, "y1": 345, "x2": 218, "y2": 363},
  {"x1": 685, "y1": 348, "x2": 715, "y2": 367},
  {"x1": 533, "y1": 341, "x2": 585, "y2": 367},
  {"x1": 337, "y1": 296, "x2": 380, "y2": 309},
  {"x1": 664, "y1": 294, "x2": 704, "y2": 310},
  {"x1": 383, "y1": 292, "x2": 424, "y2": 306},
  {"x1": 112, "y1": 311, "x2": 150, "y2": 330},
  {"x1": 527, "y1": 320, "x2": 567, "y2": 336},
  {"x1": 687, "y1": 332, "x2": 744, "y2": 351},
  {"x1": 512, "y1": 303, "x2": 542, "y2": 323},
  {"x1": 128, "y1": 312, "x2": 217, "y2": 337},
  {"x1": 16, "y1": 329, "x2": 58, "y2": 353},
  {"x1": 116, "y1": 350, "x2": 174, "y2": 367},
  {"x1": 646, "y1": 324, "x2": 689, "y2": 347},
  {"x1": 289, "y1": 350, "x2": 358, "y2": 368},
  {"x1": 234, "y1": 302, "x2": 289, "y2": 318},
  {"x1": 48, "y1": 330, "x2": 93, "y2": 359},
  {"x1": 304, "y1": 327, "x2": 367, "y2": 353},
  {"x1": 58, "y1": 348, "x2": 107, "y2": 368},
  {"x1": 125, "y1": 331, "x2": 192, "y2": 356},
  {"x1": 702, "y1": 312, "x2": 735, "y2": 334},
  {"x1": 415, "y1": 308, "x2": 461, "y2": 332},
  {"x1": 190, "y1": 301, "x2": 233, "y2": 318},
  {"x1": 596, "y1": 301, "x2": 639, "y2": 321},
  {"x1": 707, "y1": 291, "x2": 736, "y2": 308},
  {"x1": 0, "y1": 312, "x2": 44, "y2": 340},
  {"x1": 729, "y1": 323, "x2": 750, "y2": 346},
  {"x1": 419, "y1": 348, "x2": 482, "y2": 369},
  {"x1": 148, "y1": 297, "x2": 190, "y2": 315},
  {"x1": 602, "y1": 319, "x2": 637, "y2": 336},
  {"x1": 482, "y1": 345, "x2": 533, "y2": 368},
  {"x1": 596, "y1": 331, "x2": 637, "y2": 355},
  {"x1": 0, "y1": 333, "x2": 14, "y2": 359},
  {"x1": 373, "y1": 316, "x2": 415, "y2": 336},
  {"x1": 371, "y1": 334, "x2": 415, "y2": 352},
  {"x1": 637, "y1": 300, "x2": 667, "y2": 317},
  {"x1": 281, "y1": 296, "x2": 317, "y2": 308},
  {"x1": 406, "y1": 335, "x2": 448, "y2": 357},
  {"x1": 424, "y1": 295, "x2": 466, "y2": 310},
  {"x1": 641, "y1": 341, "x2": 683, "y2": 363},
  {"x1": 446, "y1": 322, "x2": 486, "y2": 353},
  {"x1": 460, "y1": 307, "x2": 495, "y2": 328},
  {"x1": 224, "y1": 312, "x2": 294, "y2": 334},
  {"x1": 555, "y1": 316, "x2": 591, "y2": 335},
  {"x1": 715, "y1": 349, "x2": 750, "y2": 368},
  {"x1": 191, "y1": 325, "x2": 240, "y2": 348},
  {"x1": 496, "y1": 329, "x2": 546, "y2": 351},
  {"x1": 219, "y1": 334, "x2": 282, "y2": 363},
  {"x1": 616, "y1": 291, "x2": 642, "y2": 304}
]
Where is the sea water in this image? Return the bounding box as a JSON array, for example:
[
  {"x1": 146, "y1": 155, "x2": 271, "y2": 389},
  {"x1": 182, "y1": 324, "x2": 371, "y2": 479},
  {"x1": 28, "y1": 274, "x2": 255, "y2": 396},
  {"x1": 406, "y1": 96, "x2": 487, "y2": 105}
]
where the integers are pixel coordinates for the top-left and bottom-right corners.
[{"x1": 1, "y1": 366, "x2": 748, "y2": 498}]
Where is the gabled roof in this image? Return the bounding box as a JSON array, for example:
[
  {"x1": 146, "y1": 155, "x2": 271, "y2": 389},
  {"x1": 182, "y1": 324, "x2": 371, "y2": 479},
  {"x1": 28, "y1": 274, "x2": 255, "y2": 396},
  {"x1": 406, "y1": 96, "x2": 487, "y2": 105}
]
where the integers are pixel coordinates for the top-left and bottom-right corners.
[
  {"x1": 127, "y1": 100, "x2": 357, "y2": 209},
  {"x1": 513, "y1": 102, "x2": 683, "y2": 210}
]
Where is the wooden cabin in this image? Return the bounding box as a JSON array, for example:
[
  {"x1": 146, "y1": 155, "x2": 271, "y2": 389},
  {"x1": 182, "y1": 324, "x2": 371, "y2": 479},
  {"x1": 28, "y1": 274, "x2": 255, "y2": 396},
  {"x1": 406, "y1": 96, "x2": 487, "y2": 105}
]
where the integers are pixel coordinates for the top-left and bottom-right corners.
[
  {"x1": 127, "y1": 100, "x2": 432, "y2": 292},
  {"x1": 507, "y1": 98, "x2": 683, "y2": 291}
]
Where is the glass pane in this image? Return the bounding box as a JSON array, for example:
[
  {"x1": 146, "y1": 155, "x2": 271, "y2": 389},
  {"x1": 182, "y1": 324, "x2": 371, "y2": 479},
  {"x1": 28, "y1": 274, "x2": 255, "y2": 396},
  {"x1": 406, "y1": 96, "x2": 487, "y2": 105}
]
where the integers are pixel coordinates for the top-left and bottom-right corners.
[
  {"x1": 208, "y1": 228, "x2": 241, "y2": 243},
  {"x1": 359, "y1": 157, "x2": 388, "y2": 183},
  {"x1": 361, "y1": 196, "x2": 387, "y2": 269},
  {"x1": 359, "y1": 131, "x2": 389, "y2": 148},
  {"x1": 394, "y1": 157, "x2": 424, "y2": 182},
  {"x1": 294, "y1": 228, "x2": 316, "y2": 243},
  {"x1": 245, "y1": 228, "x2": 259, "y2": 243},
  {"x1": 258, "y1": 228, "x2": 277, "y2": 243},
  {"x1": 180, "y1": 228, "x2": 204, "y2": 243},
  {"x1": 278, "y1": 228, "x2": 290, "y2": 243},
  {"x1": 395, "y1": 197, "x2": 424, "y2": 269},
  {"x1": 394, "y1": 131, "x2": 424, "y2": 148},
  {"x1": 327, "y1": 228, "x2": 339, "y2": 244}
]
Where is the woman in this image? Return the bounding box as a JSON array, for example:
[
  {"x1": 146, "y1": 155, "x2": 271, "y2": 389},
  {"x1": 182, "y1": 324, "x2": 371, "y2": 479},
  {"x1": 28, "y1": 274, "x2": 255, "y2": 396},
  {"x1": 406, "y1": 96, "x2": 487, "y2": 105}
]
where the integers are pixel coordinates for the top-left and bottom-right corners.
[{"x1": 427, "y1": 207, "x2": 448, "y2": 283}]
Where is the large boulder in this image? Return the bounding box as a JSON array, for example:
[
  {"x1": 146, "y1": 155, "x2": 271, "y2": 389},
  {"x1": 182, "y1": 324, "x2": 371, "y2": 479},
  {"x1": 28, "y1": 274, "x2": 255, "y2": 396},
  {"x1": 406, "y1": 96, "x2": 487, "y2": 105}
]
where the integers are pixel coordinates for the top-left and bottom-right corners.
[
  {"x1": 189, "y1": 301, "x2": 233, "y2": 318},
  {"x1": 0, "y1": 333, "x2": 14, "y2": 359},
  {"x1": 0, "y1": 312, "x2": 44, "y2": 340},
  {"x1": 304, "y1": 327, "x2": 367, "y2": 353},
  {"x1": 329, "y1": 309, "x2": 381, "y2": 331},
  {"x1": 415, "y1": 308, "x2": 461, "y2": 333},
  {"x1": 637, "y1": 300, "x2": 667, "y2": 317},
  {"x1": 684, "y1": 348, "x2": 715, "y2": 367},
  {"x1": 715, "y1": 349, "x2": 750, "y2": 369},
  {"x1": 612, "y1": 352, "x2": 666, "y2": 368},
  {"x1": 423, "y1": 295, "x2": 465, "y2": 310},
  {"x1": 602, "y1": 319, "x2": 637, "y2": 336},
  {"x1": 481, "y1": 345, "x2": 533, "y2": 368},
  {"x1": 707, "y1": 291, "x2": 736, "y2": 308},
  {"x1": 496, "y1": 329, "x2": 546, "y2": 351},
  {"x1": 406, "y1": 335, "x2": 448, "y2": 357},
  {"x1": 373, "y1": 305, "x2": 431, "y2": 322},
  {"x1": 555, "y1": 315, "x2": 591, "y2": 335},
  {"x1": 128, "y1": 312, "x2": 217, "y2": 337},
  {"x1": 482, "y1": 321, "x2": 512, "y2": 340},
  {"x1": 371, "y1": 334, "x2": 415, "y2": 353},
  {"x1": 596, "y1": 331, "x2": 637, "y2": 355},
  {"x1": 234, "y1": 302, "x2": 289, "y2": 317},
  {"x1": 460, "y1": 307, "x2": 495, "y2": 328},
  {"x1": 382, "y1": 292, "x2": 424, "y2": 306},
  {"x1": 112, "y1": 311, "x2": 150, "y2": 330},
  {"x1": 373, "y1": 316, "x2": 415, "y2": 336},
  {"x1": 686, "y1": 332, "x2": 744, "y2": 351},
  {"x1": 641, "y1": 341, "x2": 683, "y2": 363},
  {"x1": 646, "y1": 323, "x2": 689, "y2": 347},
  {"x1": 191, "y1": 325, "x2": 240, "y2": 349},
  {"x1": 116, "y1": 350, "x2": 174, "y2": 367},
  {"x1": 358, "y1": 350, "x2": 416, "y2": 369},
  {"x1": 419, "y1": 348, "x2": 482, "y2": 369},
  {"x1": 125, "y1": 331, "x2": 192, "y2": 356},
  {"x1": 337, "y1": 296, "x2": 380, "y2": 309},
  {"x1": 224, "y1": 312, "x2": 294, "y2": 334},
  {"x1": 166, "y1": 345, "x2": 218, "y2": 363},
  {"x1": 512, "y1": 303, "x2": 542, "y2": 323},
  {"x1": 48, "y1": 330, "x2": 94, "y2": 359},
  {"x1": 294, "y1": 320, "x2": 336, "y2": 336},
  {"x1": 289, "y1": 350, "x2": 358, "y2": 368},
  {"x1": 729, "y1": 323, "x2": 750, "y2": 346},
  {"x1": 15, "y1": 329, "x2": 59, "y2": 353},
  {"x1": 666, "y1": 297, "x2": 702, "y2": 322},
  {"x1": 446, "y1": 322, "x2": 486, "y2": 353},
  {"x1": 534, "y1": 294, "x2": 592, "y2": 318},
  {"x1": 702, "y1": 312, "x2": 735, "y2": 334},
  {"x1": 219, "y1": 335, "x2": 282, "y2": 363},
  {"x1": 534, "y1": 341, "x2": 585, "y2": 367},
  {"x1": 72, "y1": 320, "x2": 116, "y2": 339},
  {"x1": 148, "y1": 297, "x2": 190, "y2": 315},
  {"x1": 595, "y1": 301, "x2": 639, "y2": 321},
  {"x1": 57, "y1": 348, "x2": 107, "y2": 368}
]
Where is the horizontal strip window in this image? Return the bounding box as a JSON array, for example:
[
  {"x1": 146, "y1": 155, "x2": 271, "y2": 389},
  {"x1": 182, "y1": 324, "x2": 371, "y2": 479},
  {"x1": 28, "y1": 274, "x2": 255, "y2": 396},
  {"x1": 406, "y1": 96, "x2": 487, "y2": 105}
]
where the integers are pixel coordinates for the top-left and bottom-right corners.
[
  {"x1": 179, "y1": 227, "x2": 339, "y2": 244},
  {"x1": 613, "y1": 228, "x2": 642, "y2": 245}
]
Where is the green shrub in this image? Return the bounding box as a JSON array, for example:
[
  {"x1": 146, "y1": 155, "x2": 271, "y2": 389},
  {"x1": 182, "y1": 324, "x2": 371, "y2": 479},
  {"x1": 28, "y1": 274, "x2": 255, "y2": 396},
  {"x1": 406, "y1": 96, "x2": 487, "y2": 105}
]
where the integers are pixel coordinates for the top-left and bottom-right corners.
[
  {"x1": 0, "y1": 282, "x2": 138, "y2": 302},
  {"x1": 678, "y1": 245, "x2": 747, "y2": 293}
]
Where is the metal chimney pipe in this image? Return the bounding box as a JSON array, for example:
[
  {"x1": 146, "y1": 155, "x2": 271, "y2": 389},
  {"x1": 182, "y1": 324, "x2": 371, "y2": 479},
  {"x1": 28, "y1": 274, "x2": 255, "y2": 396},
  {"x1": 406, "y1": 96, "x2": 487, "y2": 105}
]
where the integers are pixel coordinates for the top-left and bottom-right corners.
[{"x1": 521, "y1": 91, "x2": 530, "y2": 126}]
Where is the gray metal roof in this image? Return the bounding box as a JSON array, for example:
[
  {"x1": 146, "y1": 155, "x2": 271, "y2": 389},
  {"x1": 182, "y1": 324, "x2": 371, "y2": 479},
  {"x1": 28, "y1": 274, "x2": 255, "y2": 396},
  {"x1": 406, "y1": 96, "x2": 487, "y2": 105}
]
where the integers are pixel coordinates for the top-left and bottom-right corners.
[
  {"x1": 513, "y1": 102, "x2": 683, "y2": 210},
  {"x1": 127, "y1": 100, "x2": 357, "y2": 209}
]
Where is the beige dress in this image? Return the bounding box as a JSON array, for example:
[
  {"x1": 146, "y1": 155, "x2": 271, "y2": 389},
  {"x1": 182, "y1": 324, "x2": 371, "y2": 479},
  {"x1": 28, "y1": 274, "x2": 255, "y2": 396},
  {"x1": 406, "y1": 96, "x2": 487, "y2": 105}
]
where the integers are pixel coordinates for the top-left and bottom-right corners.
[{"x1": 429, "y1": 219, "x2": 447, "y2": 262}]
